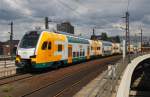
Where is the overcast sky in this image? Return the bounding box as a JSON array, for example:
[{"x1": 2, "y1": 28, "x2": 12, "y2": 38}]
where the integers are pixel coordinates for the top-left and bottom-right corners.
[{"x1": 0, "y1": 0, "x2": 150, "y2": 41}]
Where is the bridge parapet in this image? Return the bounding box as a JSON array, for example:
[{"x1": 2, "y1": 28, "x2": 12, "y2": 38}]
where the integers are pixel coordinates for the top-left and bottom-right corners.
[
  {"x1": 85, "y1": 52, "x2": 150, "y2": 97},
  {"x1": 116, "y1": 53, "x2": 150, "y2": 97}
]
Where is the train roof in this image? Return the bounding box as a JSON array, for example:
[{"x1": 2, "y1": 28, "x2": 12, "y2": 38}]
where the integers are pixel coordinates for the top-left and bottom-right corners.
[{"x1": 25, "y1": 30, "x2": 114, "y2": 45}]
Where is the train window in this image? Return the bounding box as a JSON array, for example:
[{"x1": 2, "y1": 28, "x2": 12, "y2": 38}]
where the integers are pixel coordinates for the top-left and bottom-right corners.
[
  {"x1": 74, "y1": 52, "x2": 76, "y2": 57},
  {"x1": 98, "y1": 47, "x2": 101, "y2": 50},
  {"x1": 58, "y1": 44, "x2": 62, "y2": 52},
  {"x1": 42, "y1": 41, "x2": 48, "y2": 50},
  {"x1": 76, "y1": 52, "x2": 78, "y2": 57},
  {"x1": 73, "y1": 52, "x2": 76, "y2": 57},
  {"x1": 80, "y1": 52, "x2": 82, "y2": 56},
  {"x1": 48, "y1": 42, "x2": 51, "y2": 50},
  {"x1": 77, "y1": 52, "x2": 79, "y2": 57}
]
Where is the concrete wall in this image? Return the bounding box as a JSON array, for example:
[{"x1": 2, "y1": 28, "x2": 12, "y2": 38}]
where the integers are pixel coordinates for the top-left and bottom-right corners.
[{"x1": 116, "y1": 54, "x2": 150, "y2": 97}]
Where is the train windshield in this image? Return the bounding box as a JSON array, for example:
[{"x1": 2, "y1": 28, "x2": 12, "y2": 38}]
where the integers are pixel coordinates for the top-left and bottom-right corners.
[{"x1": 19, "y1": 31, "x2": 40, "y2": 48}]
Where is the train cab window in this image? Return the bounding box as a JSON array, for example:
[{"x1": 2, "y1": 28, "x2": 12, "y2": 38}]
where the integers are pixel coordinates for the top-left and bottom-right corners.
[
  {"x1": 48, "y1": 42, "x2": 51, "y2": 50},
  {"x1": 19, "y1": 31, "x2": 40, "y2": 48},
  {"x1": 58, "y1": 44, "x2": 62, "y2": 52},
  {"x1": 42, "y1": 41, "x2": 48, "y2": 50}
]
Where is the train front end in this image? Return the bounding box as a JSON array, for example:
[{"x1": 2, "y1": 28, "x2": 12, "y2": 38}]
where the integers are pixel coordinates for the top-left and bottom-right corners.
[{"x1": 15, "y1": 31, "x2": 40, "y2": 69}]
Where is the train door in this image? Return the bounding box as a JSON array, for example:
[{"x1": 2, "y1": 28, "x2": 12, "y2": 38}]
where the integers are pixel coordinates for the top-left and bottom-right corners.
[
  {"x1": 87, "y1": 46, "x2": 90, "y2": 59},
  {"x1": 68, "y1": 44, "x2": 72, "y2": 63},
  {"x1": 40, "y1": 41, "x2": 49, "y2": 61}
]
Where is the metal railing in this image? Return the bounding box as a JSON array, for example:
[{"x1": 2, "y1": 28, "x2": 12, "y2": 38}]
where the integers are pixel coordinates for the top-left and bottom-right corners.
[
  {"x1": 86, "y1": 52, "x2": 149, "y2": 97},
  {"x1": 0, "y1": 67, "x2": 17, "y2": 78},
  {"x1": 0, "y1": 55, "x2": 16, "y2": 78},
  {"x1": 0, "y1": 55, "x2": 15, "y2": 68}
]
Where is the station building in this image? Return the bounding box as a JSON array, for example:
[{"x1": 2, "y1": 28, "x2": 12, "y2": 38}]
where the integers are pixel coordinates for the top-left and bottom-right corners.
[{"x1": 0, "y1": 40, "x2": 19, "y2": 56}]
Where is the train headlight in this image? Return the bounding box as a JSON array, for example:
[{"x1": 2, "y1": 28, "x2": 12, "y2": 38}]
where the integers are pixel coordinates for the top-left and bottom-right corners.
[{"x1": 15, "y1": 60, "x2": 19, "y2": 64}]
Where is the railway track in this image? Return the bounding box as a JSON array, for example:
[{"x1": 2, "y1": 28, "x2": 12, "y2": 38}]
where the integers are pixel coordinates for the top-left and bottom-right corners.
[
  {"x1": 53, "y1": 63, "x2": 107, "y2": 97},
  {"x1": 21, "y1": 63, "x2": 106, "y2": 97},
  {"x1": 0, "y1": 73, "x2": 33, "y2": 86},
  {"x1": 21, "y1": 56, "x2": 121, "y2": 97},
  {"x1": 0, "y1": 55, "x2": 121, "y2": 97}
]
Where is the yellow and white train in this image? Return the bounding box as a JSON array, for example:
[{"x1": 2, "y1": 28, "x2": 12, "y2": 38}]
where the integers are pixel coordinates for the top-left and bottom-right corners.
[{"x1": 15, "y1": 30, "x2": 121, "y2": 69}]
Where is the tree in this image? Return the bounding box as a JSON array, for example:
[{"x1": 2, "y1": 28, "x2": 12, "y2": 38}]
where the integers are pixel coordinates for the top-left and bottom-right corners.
[
  {"x1": 114, "y1": 35, "x2": 121, "y2": 43},
  {"x1": 109, "y1": 36, "x2": 121, "y2": 43},
  {"x1": 101, "y1": 32, "x2": 108, "y2": 41}
]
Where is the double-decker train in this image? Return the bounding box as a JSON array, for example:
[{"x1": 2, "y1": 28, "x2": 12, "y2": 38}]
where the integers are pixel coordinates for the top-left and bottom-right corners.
[{"x1": 15, "y1": 30, "x2": 122, "y2": 69}]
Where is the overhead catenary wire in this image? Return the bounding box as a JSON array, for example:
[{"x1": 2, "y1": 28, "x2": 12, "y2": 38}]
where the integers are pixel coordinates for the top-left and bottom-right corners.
[
  {"x1": 127, "y1": 0, "x2": 133, "y2": 12},
  {"x1": 50, "y1": 0, "x2": 135, "y2": 36},
  {"x1": 56, "y1": 0, "x2": 105, "y2": 26},
  {"x1": 53, "y1": 0, "x2": 86, "y2": 27},
  {"x1": 56, "y1": 0, "x2": 82, "y2": 17}
]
